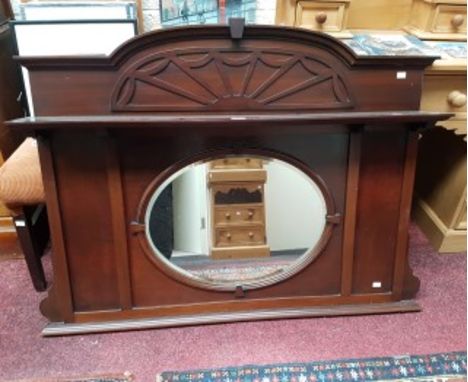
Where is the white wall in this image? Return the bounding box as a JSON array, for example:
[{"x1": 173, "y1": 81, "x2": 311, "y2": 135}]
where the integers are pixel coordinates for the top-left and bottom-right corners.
[
  {"x1": 264, "y1": 160, "x2": 326, "y2": 252},
  {"x1": 172, "y1": 164, "x2": 209, "y2": 255}
]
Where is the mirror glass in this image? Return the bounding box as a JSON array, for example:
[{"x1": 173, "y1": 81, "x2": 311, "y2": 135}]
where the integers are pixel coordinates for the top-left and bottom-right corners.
[{"x1": 145, "y1": 155, "x2": 328, "y2": 287}]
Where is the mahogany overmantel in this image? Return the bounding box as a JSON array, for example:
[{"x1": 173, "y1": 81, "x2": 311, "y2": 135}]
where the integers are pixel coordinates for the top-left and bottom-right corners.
[{"x1": 9, "y1": 23, "x2": 451, "y2": 335}]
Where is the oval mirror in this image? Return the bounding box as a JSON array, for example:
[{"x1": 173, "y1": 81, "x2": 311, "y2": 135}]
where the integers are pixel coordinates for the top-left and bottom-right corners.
[{"x1": 144, "y1": 155, "x2": 330, "y2": 290}]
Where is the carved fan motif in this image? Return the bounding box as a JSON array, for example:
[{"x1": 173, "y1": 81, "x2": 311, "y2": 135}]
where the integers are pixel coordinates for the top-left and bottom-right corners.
[{"x1": 111, "y1": 49, "x2": 354, "y2": 112}]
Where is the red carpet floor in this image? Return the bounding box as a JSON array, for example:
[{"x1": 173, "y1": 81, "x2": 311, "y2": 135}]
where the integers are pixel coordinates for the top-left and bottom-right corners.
[{"x1": 0, "y1": 225, "x2": 466, "y2": 381}]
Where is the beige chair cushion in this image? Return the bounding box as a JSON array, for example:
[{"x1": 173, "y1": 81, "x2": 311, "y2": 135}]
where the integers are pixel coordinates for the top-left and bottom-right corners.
[{"x1": 0, "y1": 138, "x2": 45, "y2": 208}]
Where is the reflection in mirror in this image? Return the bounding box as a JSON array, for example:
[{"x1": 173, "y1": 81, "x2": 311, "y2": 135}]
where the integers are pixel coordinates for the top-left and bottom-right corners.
[{"x1": 145, "y1": 155, "x2": 327, "y2": 285}]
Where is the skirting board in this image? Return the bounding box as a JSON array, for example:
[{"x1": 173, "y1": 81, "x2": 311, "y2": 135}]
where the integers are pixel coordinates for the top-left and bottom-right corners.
[
  {"x1": 42, "y1": 300, "x2": 421, "y2": 336},
  {"x1": 413, "y1": 198, "x2": 466, "y2": 253}
]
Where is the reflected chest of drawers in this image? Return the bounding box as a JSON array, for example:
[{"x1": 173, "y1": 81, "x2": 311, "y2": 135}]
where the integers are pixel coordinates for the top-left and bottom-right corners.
[{"x1": 208, "y1": 157, "x2": 270, "y2": 259}]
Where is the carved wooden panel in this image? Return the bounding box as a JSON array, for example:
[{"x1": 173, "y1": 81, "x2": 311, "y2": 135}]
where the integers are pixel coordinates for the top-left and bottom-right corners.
[{"x1": 111, "y1": 49, "x2": 354, "y2": 112}]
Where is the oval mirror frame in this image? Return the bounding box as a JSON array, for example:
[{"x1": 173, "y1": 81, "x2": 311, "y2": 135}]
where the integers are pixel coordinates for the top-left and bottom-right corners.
[{"x1": 133, "y1": 149, "x2": 339, "y2": 292}]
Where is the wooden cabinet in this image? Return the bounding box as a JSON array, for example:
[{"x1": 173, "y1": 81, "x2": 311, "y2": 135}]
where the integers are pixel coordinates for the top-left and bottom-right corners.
[
  {"x1": 208, "y1": 158, "x2": 270, "y2": 260},
  {"x1": 404, "y1": 0, "x2": 467, "y2": 41}
]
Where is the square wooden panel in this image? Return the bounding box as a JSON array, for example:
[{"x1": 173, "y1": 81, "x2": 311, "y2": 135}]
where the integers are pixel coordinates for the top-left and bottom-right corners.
[
  {"x1": 432, "y1": 4, "x2": 467, "y2": 34},
  {"x1": 420, "y1": 73, "x2": 467, "y2": 135},
  {"x1": 214, "y1": 225, "x2": 266, "y2": 247},
  {"x1": 210, "y1": 245, "x2": 270, "y2": 260},
  {"x1": 211, "y1": 157, "x2": 263, "y2": 169},
  {"x1": 404, "y1": 0, "x2": 467, "y2": 41},
  {"x1": 211, "y1": 183, "x2": 264, "y2": 205},
  {"x1": 295, "y1": 0, "x2": 351, "y2": 37},
  {"x1": 213, "y1": 204, "x2": 264, "y2": 227}
]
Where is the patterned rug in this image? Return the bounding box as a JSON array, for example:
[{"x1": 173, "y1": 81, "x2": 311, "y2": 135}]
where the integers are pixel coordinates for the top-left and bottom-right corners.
[
  {"x1": 156, "y1": 352, "x2": 466, "y2": 382},
  {"x1": 173, "y1": 254, "x2": 300, "y2": 282},
  {"x1": 9, "y1": 373, "x2": 133, "y2": 382}
]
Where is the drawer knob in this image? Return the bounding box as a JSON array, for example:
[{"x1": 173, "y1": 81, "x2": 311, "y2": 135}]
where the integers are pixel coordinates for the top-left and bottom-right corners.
[
  {"x1": 226, "y1": 232, "x2": 231, "y2": 239},
  {"x1": 225, "y1": 212, "x2": 231, "y2": 219},
  {"x1": 248, "y1": 211, "x2": 254, "y2": 218},
  {"x1": 248, "y1": 232, "x2": 254, "y2": 238},
  {"x1": 315, "y1": 12, "x2": 328, "y2": 24},
  {"x1": 451, "y1": 14, "x2": 465, "y2": 28},
  {"x1": 448, "y1": 90, "x2": 467, "y2": 108}
]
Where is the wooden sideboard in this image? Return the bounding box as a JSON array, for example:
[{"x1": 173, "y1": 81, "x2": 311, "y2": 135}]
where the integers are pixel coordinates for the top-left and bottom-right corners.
[{"x1": 8, "y1": 24, "x2": 450, "y2": 335}]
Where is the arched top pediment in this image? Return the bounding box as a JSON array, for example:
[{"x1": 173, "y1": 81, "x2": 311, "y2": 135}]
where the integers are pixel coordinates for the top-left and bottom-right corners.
[
  {"x1": 111, "y1": 46, "x2": 354, "y2": 112},
  {"x1": 108, "y1": 24, "x2": 361, "y2": 68},
  {"x1": 105, "y1": 25, "x2": 364, "y2": 113},
  {"x1": 17, "y1": 24, "x2": 438, "y2": 116}
]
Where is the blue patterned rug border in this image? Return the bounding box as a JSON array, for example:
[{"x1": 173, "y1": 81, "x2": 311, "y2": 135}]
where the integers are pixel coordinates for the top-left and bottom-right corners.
[{"x1": 157, "y1": 351, "x2": 466, "y2": 382}]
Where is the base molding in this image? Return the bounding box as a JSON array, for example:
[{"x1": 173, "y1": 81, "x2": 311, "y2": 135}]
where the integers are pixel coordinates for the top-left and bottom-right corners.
[
  {"x1": 42, "y1": 300, "x2": 421, "y2": 336},
  {"x1": 413, "y1": 198, "x2": 466, "y2": 253}
]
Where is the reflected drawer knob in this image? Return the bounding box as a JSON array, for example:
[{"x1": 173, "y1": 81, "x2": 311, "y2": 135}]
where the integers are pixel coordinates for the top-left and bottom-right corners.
[
  {"x1": 451, "y1": 14, "x2": 465, "y2": 28},
  {"x1": 225, "y1": 212, "x2": 231, "y2": 219},
  {"x1": 448, "y1": 90, "x2": 467, "y2": 108},
  {"x1": 315, "y1": 13, "x2": 327, "y2": 24},
  {"x1": 248, "y1": 232, "x2": 254, "y2": 238}
]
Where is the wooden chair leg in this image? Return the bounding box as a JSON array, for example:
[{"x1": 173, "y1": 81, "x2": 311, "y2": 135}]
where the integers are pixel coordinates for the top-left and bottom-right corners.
[{"x1": 13, "y1": 204, "x2": 49, "y2": 292}]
